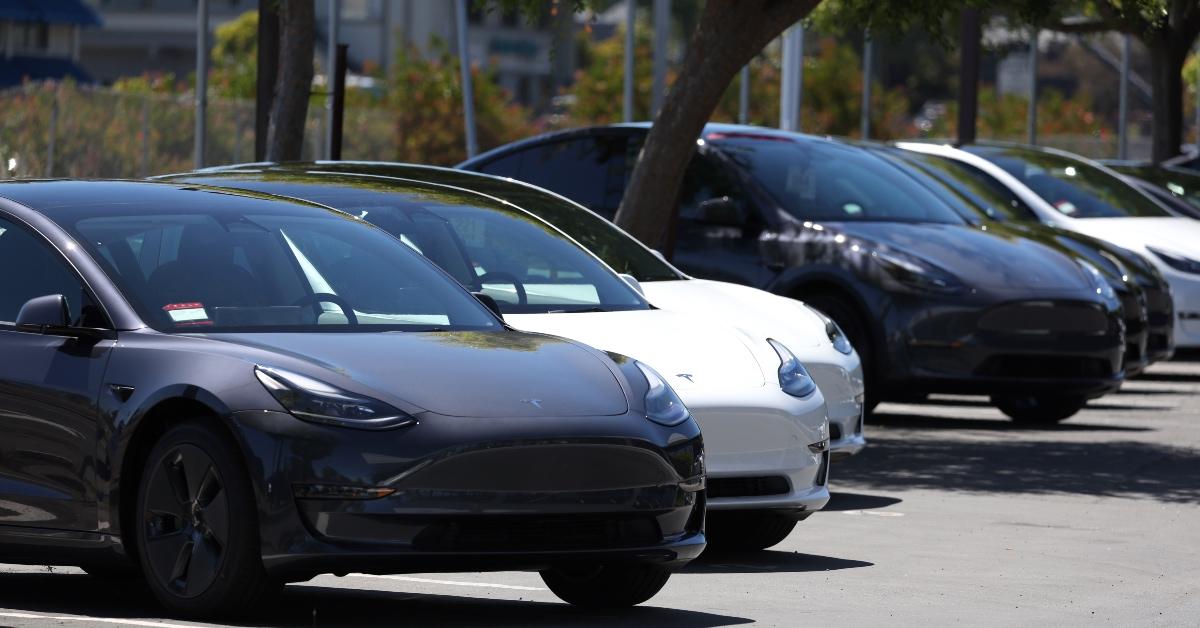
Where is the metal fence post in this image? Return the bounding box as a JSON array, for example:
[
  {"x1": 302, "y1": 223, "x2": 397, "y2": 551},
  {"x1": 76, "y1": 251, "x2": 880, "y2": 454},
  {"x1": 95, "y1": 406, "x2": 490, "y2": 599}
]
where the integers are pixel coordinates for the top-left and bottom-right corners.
[
  {"x1": 861, "y1": 31, "x2": 872, "y2": 139},
  {"x1": 1027, "y1": 31, "x2": 1038, "y2": 145},
  {"x1": 739, "y1": 65, "x2": 750, "y2": 125},
  {"x1": 46, "y1": 86, "x2": 58, "y2": 178},
  {"x1": 1118, "y1": 34, "x2": 1130, "y2": 160},
  {"x1": 140, "y1": 94, "x2": 150, "y2": 177}
]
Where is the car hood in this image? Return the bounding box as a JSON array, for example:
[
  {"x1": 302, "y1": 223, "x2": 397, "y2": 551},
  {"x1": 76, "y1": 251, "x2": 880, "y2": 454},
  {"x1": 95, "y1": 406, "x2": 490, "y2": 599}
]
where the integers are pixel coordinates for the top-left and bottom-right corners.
[
  {"x1": 507, "y1": 309, "x2": 768, "y2": 392},
  {"x1": 639, "y1": 278, "x2": 825, "y2": 348},
  {"x1": 208, "y1": 330, "x2": 628, "y2": 418},
  {"x1": 1065, "y1": 217, "x2": 1200, "y2": 259},
  {"x1": 801, "y1": 221, "x2": 1090, "y2": 292}
]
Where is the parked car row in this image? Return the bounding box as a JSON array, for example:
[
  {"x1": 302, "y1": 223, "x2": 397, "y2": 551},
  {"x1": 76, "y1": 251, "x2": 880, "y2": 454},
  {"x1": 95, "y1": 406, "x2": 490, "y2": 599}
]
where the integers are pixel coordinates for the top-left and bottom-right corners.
[{"x1": 0, "y1": 123, "x2": 1192, "y2": 618}]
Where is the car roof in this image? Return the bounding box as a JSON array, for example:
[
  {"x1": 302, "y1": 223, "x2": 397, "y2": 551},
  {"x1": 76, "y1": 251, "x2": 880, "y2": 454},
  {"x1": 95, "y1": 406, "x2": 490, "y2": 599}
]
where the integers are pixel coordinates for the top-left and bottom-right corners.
[
  {"x1": 0, "y1": 179, "x2": 328, "y2": 216},
  {"x1": 459, "y1": 122, "x2": 840, "y2": 168}
]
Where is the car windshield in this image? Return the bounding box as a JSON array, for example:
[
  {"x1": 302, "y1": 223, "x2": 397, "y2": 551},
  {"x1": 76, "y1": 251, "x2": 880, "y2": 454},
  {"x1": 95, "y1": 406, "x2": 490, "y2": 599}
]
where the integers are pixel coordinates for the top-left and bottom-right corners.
[
  {"x1": 711, "y1": 136, "x2": 966, "y2": 224},
  {"x1": 169, "y1": 176, "x2": 651, "y2": 314},
  {"x1": 60, "y1": 196, "x2": 500, "y2": 333},
  {"x1": 887, "y1": 150, "x2": 1041, "y2": 222},
  {"x1": 969, "y1": 148, "x2": 1173, "y2": 219}
]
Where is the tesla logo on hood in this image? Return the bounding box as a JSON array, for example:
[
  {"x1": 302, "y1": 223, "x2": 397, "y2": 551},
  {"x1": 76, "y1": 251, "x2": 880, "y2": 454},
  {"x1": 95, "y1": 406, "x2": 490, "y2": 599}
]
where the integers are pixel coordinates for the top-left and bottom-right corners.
[
  {"x1": 676, "y1": 374, "x2": 695, "y2": 383},
  {"x1": 521, "y1": 398, "x2": 543, "y2": 408}
]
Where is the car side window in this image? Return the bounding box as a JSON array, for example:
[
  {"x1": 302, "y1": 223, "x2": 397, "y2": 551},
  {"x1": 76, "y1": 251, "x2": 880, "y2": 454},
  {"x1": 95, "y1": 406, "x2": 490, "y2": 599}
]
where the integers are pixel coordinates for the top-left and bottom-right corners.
[
  {"x1": 515, "y1": 137, "x2": 627, "y2": 218},
  {"x1": 477, "y1": 151, "x2": 523, "y2": 179},
  {"x1": 0, "y1": 217, "x2": 98, "y2": 326},
  {"x1": 678, "y1": 155, "x2": 755, "y2": 226}
]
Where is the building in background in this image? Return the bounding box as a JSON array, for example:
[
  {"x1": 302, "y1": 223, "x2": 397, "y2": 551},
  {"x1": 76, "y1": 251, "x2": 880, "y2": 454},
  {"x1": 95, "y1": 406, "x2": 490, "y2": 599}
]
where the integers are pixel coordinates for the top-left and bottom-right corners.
[{"x1": 1, "y1": 0, "x2": 102, "y2": 87}]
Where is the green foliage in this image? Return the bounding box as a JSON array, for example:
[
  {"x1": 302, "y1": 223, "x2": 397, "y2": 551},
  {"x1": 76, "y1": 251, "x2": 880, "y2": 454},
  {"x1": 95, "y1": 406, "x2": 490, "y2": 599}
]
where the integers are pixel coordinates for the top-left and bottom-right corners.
[
  {"x1": 565, "y1": 23, "x2": 657, "y2": 124},
  {"x1": 210, "y1": 10, "x2": 259, "y2": 99},
  {"x1": 385, "y1": 39, "x2": 538, "y2": 165},
  {"x1": 925, "y1": 86, "x2": 1113, "y2": 141}
]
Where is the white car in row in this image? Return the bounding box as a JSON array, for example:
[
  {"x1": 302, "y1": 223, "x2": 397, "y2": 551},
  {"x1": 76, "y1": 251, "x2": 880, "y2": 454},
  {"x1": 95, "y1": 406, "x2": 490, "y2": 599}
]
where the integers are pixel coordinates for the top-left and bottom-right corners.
[
  {"x1": 898, "y1": 142, "x2": 1200, "y2": 348},
  {"x1": 166, "y1": 165, "x2": 862, "y2": 551}
]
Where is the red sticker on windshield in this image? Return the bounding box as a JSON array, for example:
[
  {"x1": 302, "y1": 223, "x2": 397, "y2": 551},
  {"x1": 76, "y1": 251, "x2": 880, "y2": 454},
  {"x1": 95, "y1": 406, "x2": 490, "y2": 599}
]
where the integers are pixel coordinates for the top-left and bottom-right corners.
[{"x1": 163, "y1": 302, "x2": 212, "y2": 326}]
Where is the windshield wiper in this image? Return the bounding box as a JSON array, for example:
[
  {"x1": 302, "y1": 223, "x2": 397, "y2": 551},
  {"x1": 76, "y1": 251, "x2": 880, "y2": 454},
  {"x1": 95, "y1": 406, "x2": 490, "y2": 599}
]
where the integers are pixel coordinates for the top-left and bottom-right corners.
[{"x1": 549, "y1": 307, "x2": 609, "y2": 314}]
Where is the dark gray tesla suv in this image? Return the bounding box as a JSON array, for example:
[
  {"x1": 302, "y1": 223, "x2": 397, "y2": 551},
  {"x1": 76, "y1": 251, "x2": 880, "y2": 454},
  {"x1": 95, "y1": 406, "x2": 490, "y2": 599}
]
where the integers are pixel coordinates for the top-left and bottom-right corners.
[{"x1": 0, "y1": 181, "x2": 705, "y2": 616}]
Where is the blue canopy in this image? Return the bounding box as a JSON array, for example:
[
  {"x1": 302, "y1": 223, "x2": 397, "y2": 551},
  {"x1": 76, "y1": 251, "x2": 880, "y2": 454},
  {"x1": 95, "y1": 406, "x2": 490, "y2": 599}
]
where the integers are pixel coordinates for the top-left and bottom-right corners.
[
  {"x1": 0, "y1": 0, "x2": 102, "y2": 26},
  {"x1": 0, "y1": 56, "x2": 93, "y2": 87}
]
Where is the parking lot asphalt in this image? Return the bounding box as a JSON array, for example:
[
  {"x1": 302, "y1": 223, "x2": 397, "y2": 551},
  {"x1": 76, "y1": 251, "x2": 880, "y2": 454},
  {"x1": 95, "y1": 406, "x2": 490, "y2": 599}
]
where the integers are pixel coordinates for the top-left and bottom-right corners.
[{"x1": 1, "y1": 357, "x2": 1197, "y2": 627}]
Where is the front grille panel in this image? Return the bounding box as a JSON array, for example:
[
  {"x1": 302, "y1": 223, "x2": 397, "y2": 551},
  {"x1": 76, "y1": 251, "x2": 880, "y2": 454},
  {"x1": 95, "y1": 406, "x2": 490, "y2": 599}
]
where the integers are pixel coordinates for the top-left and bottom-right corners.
[
  {"x1": 977, "y1": 302, "x2": 1110, "y2": 334},
  {"x1": 707, "y1": 476, "x2": 790, "y2": 499},
  {"x1": 974, "y1": 355, "x2": 1114, "y2": 379},
  {"x1": 411, "y1": 515, "x2": 662, "y2": 552}
]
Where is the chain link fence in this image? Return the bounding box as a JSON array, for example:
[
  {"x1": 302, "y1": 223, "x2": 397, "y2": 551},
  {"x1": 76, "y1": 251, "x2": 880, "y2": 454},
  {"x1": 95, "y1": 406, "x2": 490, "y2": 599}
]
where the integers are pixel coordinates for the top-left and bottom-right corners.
[{"x1": 0, "y1": 82, "x2": 399, "y2": 179}]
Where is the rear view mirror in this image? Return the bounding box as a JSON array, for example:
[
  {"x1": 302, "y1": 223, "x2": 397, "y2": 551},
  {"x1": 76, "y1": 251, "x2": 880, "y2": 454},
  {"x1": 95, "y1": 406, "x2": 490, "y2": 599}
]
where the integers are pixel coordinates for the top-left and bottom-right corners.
[
  {"x1": 472, "y1": 292, "x2": 505, "y2": 321},
  {"x1": 16, "y1": 294, "x2": 70, "y2": 331},
  {"x1": 696, "y1": 196, "x2": 744, "y2": 226}
]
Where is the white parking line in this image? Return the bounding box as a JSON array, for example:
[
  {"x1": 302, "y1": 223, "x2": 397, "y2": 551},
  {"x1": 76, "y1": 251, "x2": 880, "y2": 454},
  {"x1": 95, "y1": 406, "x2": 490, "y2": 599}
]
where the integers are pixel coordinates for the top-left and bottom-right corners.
[
  {"x1": 0, "y1": 611, "x2": 198, "y2": 628},
  {"x1": 348, "y1": 573, "x2": 546, "y2": 591}
]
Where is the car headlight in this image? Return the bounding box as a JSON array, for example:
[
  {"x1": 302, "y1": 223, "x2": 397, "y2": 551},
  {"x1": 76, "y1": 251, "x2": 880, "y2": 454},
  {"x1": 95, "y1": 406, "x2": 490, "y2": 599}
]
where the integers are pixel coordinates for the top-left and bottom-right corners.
[
  {"x1": 872, "y1": 249, "x2": 962, "y2": 295},
  {"x1": 255, "y1": 366, "x2": 416, "y2": 430},
  {"x1": 767, "y1": 338, "x2": 817, "y2": 398},
  {"x1": 1076, "y1": 259, "x2": 1116, "y2": 300},
  {"x1": 807, "y1": 305, "x2": 854, "y2": 355},
  {"x1": 634, "y1": 361, "x2": 691, "y2": 426},
  {"x1": 1147, "y1": 246, "x2": 1200, "y2": 275}
]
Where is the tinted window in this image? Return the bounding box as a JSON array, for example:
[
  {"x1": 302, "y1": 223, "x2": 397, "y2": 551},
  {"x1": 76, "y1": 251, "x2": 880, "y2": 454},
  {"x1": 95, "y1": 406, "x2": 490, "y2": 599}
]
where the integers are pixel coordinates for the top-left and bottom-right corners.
[
  {"x1": 476, "y1": 151, "x2": 523, "y2": 179},
  {"x1": 971, "y1": 149, "x2": 1172, "y2": 219},
  {"x1": 172, "y1": 177, "x2": 650, "y2": 315},
  {"x1": 678, "y1": 155, "x2": 755, "y2": 225},
  {"x1": 713, "y1": 138, "x2": 966, "y2": 224},
  {"x1": 514, "y1": 137, "x2": 627, "y2": 217},
  {"x1": 891, "y1": 150, "x2": 1040, "y2": 222},
  {"x1": 0, "y1": 217, "x2": 98, "y2": 326},
  {"x1": 59, "y1": 203, "x2": 499, "y2": 333}
]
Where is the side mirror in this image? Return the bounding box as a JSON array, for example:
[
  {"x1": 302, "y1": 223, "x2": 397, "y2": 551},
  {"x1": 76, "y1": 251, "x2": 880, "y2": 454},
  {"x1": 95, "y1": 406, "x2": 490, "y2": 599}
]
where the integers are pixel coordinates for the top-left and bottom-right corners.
[
  {"x1": 16, "y1": 294, "x2": 70, "y2": 331},
  {"x1": 472, "y1": 292, "x2": 505, "y2": 321},
  {"x1": 696, "y1": 196, "x2": 744, "y2": 226},
  {"x1": 619, "y1": 273, "x2": 645, "y2": 296}
]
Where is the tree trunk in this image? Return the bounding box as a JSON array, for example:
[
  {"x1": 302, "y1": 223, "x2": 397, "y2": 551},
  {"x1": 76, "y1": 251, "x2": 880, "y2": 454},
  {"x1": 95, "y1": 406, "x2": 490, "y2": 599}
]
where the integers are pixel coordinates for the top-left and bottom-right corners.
[
  {"x1": 266, "y1": 0, "x2": 315, "y2": 162},
  {"x1": 613, "y1": 0, "x2": 821, "y2": 249},
  {"x1": 1147, "y1": 40, "x2": 1188, "y2": 162}
]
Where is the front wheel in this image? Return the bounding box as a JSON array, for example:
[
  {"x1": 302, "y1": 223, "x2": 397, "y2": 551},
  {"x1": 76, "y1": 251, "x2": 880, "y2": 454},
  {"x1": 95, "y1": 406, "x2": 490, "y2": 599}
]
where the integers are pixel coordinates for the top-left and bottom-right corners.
[
  {"x1": 135, "y1": 420, "x2": 278, "y2": 617},
  {"x1": 990, "y1": 393, "x2": 1087, "y2": 425},
  {"x1": 703, "y1": 511, "x2": 798, "y2": 552},
  {"x1": 540, "y1": 563, "x2": 671, "y2": 607}
]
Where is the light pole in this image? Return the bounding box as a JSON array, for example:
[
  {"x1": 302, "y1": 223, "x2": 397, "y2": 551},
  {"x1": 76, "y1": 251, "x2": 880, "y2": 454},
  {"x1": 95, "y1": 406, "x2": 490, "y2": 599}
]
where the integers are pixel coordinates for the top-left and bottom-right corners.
[
  {"x1": 326, "y1": 0, "x2": 339, "y2": 160},
  {"x1": 456, "y1": 0, "x2": 478, "y2": 158},
  {"x1": 194, "y1": 0, "x2": 208, "y2": 169}
]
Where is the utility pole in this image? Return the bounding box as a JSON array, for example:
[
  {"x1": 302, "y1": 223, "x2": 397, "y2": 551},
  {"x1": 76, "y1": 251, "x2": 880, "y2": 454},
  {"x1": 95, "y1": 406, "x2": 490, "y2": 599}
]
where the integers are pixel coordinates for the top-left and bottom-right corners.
[
  {"x1": 326, "y1": 0, "x2": 339, "y2": 160},
  {"x1": 194, "y1": 0, "x2": 208, "y2": 169},
  {"x1": 456, "y1": 0, "x2": 478, "y2": 158}
]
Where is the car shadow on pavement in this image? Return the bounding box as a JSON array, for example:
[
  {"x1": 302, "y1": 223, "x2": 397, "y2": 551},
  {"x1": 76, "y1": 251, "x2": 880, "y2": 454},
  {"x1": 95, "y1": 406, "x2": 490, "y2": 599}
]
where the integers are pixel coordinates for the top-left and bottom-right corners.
[
  {"x1": 868, "y1": 411, "x2": 1153, "y2": 432},
  {"x1": 822, "y1": 492, "x2": 903, "y2": 511},
  {"x1": 0, "y1": 571, "x2": 753, "y2": 627},
  {"x1": 838, "y1": 426, "x2": 1200, "y2": 502},
  {"x1": 684, "y1": 550, "x2": 872, "y2": 575},
  {"x1": 907, "y1": 397, "x2": 1175, "y2": 412}
]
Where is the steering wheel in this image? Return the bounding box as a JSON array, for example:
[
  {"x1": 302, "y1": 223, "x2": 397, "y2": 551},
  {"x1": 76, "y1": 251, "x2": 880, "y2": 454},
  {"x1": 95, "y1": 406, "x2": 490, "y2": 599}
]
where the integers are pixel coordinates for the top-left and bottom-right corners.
[
  {"x1": 477, "y1": 271, "x2": 528, "y2": 306},
  {"x1": 292, "y1": 292, "x2": 359, "y2": 325}
]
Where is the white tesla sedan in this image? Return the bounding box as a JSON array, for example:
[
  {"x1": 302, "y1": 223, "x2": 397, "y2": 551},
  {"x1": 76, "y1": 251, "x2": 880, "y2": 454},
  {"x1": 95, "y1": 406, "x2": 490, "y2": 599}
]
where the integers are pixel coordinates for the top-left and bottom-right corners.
[
  {"x1": 898, "y1": 142, "x2": 1200, "y2": 349},
  {"x1": 162, "y1": 167, "x2": 835, "y2": 552}
]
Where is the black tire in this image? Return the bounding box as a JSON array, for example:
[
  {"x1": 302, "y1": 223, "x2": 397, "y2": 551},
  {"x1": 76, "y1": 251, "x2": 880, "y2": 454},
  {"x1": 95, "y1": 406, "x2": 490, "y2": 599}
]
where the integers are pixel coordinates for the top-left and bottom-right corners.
[
  {"x1": 541, "y1": 563, "x2": 671, "y2": 608},
  {"x1": 803, "y1": 293, "x2": 879, "y2": 413},
  {"x1": 703, "y1": 511, "x2": 798, "y2": 552},
  {"x1": 135, "y1": 420, "x2": 278, "y2": 617},
  {"x1": 990, "y1": 393, "x2": 1088, "y2": 425}
]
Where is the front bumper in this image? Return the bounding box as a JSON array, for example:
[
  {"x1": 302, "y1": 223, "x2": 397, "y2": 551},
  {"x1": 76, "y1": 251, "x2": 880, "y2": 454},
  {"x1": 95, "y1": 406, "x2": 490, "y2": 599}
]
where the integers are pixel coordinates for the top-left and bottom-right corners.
[
  {"x1": 799, "y1": 347, "x2": 866, "y2": 459},
  {"x1": 1143, "y1": 283, "x2": 1175, "y2": 362},
  {"x1": 887, "y1": 296, "x2": 1126, "y2": 398},
  {"x1": 1162, "y1": 270, "x2": 1200, "y2": 348},
  {"x1": 679, "y1": 386, "x2": 831, "y2": 515},
  {"x1": 230, "y1": 409, "x2": 706, "y2": 582}
]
